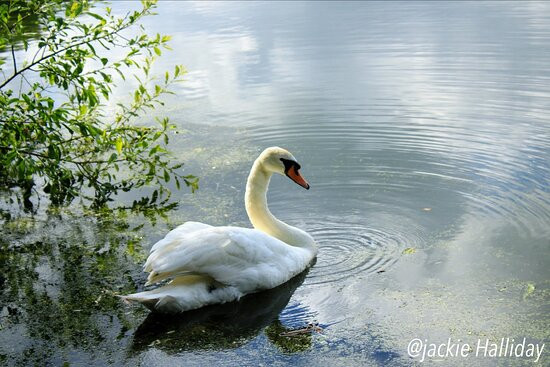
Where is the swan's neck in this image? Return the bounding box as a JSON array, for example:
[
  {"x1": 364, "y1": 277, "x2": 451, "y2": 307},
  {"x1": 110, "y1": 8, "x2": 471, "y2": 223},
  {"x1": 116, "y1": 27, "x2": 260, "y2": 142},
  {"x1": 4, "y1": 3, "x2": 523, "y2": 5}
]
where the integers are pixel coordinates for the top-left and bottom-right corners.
[{"x1": 245, "y1": 159, "x2": 315, "y2": 249}]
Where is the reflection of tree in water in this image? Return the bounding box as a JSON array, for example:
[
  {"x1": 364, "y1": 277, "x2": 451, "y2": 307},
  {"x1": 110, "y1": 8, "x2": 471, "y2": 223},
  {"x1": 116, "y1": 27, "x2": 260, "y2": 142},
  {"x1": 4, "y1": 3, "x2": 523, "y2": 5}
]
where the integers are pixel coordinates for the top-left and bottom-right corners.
[
  {"x1": 0, "y1": 209, "x2": 151, "y2": 365},
  {"x1": 0, "y1": 5, "x2": 47, "y2": 62},
  {"x1": 130, "y1": 267, "x2": 316, "y2": 354},
  {"x1": 0, "y1": 204, "x2": 318, "y2": 364}
]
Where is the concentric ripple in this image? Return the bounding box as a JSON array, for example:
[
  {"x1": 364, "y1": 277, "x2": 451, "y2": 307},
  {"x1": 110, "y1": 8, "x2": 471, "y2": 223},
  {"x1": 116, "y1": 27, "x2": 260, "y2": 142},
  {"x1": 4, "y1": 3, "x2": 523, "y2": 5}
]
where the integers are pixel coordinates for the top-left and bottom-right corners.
[
  {"x1": 248, "y1": 210, "x2": 426, "y2": 287},
  {"x1": 247, "y1": 103, "x2": 550, "y2": 239},
  {"x1": 305, "y1": 224, "x2": 404, "y2": 285}
]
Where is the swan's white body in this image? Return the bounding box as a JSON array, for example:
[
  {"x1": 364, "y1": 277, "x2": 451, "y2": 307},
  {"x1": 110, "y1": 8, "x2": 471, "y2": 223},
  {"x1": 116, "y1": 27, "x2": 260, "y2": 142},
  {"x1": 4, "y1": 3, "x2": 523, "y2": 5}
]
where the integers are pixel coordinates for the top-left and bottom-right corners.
[{"x1": 122, "y1": 147, "x2": 317, "y2": 313}]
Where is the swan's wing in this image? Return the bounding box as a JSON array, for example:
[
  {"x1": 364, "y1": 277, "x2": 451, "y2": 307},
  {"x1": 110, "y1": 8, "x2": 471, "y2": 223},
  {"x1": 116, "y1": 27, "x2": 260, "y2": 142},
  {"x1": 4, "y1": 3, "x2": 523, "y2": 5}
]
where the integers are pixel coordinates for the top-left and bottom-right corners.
[
  {"x1": 149, "y1": 221, "x2": 213, "y2": 253},
  {"x1": 143, "y1": 226, "x2": 311, "y2": 291}
]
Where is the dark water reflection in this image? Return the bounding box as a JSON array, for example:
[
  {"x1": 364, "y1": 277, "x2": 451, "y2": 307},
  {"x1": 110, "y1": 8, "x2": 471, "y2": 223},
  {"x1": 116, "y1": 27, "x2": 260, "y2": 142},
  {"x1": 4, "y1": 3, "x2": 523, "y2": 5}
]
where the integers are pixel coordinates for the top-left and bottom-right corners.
[
  {"x1": 1, "y1": 1, "x2": 549, "y2": 366},
  {"x1": 130, "y1": 269, "x2": 312, "y2": 354}
]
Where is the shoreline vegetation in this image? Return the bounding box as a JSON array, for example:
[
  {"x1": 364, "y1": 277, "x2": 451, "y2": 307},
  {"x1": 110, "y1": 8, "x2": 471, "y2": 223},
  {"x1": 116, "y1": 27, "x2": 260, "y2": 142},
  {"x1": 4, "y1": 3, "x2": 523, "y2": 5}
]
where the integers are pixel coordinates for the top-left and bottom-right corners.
[
  {"x1": 0, "y1": 3, "x2": 201, "y2": 363},
  {"x1": 0, "y1": 0, "x2": 197, "y2": 214}
]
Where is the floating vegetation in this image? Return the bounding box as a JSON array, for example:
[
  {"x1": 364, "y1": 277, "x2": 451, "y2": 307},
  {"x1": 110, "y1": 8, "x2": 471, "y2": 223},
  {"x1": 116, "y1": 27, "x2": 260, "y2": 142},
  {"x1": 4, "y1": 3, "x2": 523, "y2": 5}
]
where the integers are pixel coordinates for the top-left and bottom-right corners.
[
  {"x1": 402, "y1": 247, "x2": 417, "y2": 255},
  {"x1": 523, "y1": 283, "x2": 536, "y2": 300},
  {"x1": 265, "y1": 320, "x2": 314, "y2": 354}
]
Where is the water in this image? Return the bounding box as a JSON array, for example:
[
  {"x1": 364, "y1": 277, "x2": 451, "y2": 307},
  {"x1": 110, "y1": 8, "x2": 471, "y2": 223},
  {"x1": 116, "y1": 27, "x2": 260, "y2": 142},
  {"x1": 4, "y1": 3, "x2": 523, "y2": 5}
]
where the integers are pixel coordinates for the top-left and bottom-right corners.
[{"x1": 1, "y1": 1, "x2": 549, "y2": 366}]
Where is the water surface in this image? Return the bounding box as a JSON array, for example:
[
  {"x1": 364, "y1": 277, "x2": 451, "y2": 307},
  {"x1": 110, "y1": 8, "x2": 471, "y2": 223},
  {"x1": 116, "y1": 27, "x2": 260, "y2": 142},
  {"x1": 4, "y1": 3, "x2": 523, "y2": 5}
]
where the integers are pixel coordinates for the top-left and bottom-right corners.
[{"x1": 1, "y1": 1, "x2": 549, "y2": 366}]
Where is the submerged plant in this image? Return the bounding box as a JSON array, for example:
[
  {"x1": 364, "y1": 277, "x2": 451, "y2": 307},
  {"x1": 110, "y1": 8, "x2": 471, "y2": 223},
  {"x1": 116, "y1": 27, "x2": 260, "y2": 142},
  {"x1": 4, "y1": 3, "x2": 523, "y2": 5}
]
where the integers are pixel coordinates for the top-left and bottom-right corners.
[
  {"x1": 0, "y1": 0, "x2": 198, "y2": 210},
  {"x1": 265, "y1": 320, "x2": 315, "y2": 353}
]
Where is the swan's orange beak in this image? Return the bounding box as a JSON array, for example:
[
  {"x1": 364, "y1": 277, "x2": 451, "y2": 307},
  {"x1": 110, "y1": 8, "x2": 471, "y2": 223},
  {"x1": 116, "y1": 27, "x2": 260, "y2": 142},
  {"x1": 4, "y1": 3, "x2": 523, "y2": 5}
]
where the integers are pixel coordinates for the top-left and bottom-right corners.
[{"x1": 287, "y1": 165, "x2": 310, "y2": 190}]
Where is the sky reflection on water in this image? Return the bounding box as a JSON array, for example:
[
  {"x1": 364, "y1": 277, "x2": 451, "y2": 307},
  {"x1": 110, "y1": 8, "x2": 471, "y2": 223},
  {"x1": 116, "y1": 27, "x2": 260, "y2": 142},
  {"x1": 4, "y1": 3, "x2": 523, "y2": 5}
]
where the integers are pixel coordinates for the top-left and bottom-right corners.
[{"x1": 1, "y1": 1, "x2": 549, "y2": 366}]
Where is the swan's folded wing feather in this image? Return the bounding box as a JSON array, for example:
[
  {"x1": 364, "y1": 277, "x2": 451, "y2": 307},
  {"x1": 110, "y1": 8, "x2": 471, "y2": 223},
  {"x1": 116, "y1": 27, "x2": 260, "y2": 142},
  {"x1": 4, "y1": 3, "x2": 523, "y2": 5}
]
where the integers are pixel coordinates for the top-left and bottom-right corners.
[
  {"x1": 149, "y1": 221, "x2": 213, "y2": 254},
  {"x1": 144, "y1": 226, "x2": 309, "y2": 291}
]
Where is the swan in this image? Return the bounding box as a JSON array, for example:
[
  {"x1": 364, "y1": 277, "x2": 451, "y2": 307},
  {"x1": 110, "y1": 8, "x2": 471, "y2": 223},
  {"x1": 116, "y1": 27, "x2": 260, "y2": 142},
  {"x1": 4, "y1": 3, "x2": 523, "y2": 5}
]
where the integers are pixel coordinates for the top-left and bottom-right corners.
[{"x1": 121, "y1": 147, "x2": 317, "y2": 313}]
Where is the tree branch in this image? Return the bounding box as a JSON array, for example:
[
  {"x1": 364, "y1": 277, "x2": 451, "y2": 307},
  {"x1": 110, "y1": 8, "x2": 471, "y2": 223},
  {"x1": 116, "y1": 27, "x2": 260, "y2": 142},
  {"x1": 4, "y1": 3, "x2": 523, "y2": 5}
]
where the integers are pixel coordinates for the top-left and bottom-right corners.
[
  {"x1": 0, "y1": 145, "x2": 126, "y2": 165},
  {"x1": 11, "y1": 45, "x2": 17, "y2": 74},
  {"x1": 0, "y1": 8, "x2": 149, "y2": 90}
]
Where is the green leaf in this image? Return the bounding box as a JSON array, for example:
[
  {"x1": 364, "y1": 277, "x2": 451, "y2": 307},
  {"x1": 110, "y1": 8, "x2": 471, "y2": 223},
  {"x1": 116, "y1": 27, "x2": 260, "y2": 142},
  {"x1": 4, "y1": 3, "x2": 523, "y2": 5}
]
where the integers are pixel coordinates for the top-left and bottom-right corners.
[
  {"x1": 115, "y1": 137, "x2": 123, "y2": 154},
  {"x1": 78, "y1": 124, "x2": 89, "y2": 136},
  {"x1": 87, "y1": 125, "x2": 102, "y2": 137},
  {"x1": 88, "y1": 12, "x2": 105, "y2": 22},
  {"x1": 68, "y1": 2, "x2": 83, "y2": 18},
  {"x1": 47, "y1": 145, "x2": 59, "y2": 160},
  {"x1": 17, "y1": 160, "x2": 26, "y2": 179}
]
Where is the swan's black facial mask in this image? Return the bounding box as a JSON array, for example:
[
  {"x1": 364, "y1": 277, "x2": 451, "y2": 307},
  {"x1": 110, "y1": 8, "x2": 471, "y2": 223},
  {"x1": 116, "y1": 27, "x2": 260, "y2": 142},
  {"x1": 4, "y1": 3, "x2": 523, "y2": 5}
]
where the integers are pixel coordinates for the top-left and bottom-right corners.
[{"x1": 280, "y1": 158, "x2": 310, "y2": 190}]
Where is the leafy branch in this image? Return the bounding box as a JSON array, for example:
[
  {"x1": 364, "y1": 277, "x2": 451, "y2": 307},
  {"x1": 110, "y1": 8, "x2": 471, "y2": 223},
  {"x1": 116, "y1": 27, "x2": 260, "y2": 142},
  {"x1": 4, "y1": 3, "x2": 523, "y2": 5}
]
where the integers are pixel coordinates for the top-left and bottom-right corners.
[{"x1": 0, "y1": 0, "x2": 198, "y2": 210}]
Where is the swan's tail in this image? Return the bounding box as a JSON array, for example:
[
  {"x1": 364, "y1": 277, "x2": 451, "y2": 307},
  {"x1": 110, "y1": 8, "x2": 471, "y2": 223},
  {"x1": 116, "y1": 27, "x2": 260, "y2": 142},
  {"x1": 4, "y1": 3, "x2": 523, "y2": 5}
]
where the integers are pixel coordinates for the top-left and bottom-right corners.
[{"x1": 120, "y1": 275, "x2": 242, "y2": 313}]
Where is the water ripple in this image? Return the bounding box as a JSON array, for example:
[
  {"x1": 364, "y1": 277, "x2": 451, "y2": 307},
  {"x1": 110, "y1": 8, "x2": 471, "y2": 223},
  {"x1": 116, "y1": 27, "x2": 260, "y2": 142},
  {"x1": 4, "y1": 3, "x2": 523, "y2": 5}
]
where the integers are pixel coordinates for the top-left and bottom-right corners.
[
  {"x1": 280, "y1": 216, "x2": 423, "y2": 286},
  {"x1": 250, "y1": 104, "x2": 550, "y2": 238}
]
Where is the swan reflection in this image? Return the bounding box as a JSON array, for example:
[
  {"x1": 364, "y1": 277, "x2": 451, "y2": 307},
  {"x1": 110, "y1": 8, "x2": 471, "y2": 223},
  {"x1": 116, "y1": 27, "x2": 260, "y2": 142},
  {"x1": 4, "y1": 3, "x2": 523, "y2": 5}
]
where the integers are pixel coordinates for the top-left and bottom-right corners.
[{"x1": 130, "y1": 268, "x2": 315, "y2": 354}]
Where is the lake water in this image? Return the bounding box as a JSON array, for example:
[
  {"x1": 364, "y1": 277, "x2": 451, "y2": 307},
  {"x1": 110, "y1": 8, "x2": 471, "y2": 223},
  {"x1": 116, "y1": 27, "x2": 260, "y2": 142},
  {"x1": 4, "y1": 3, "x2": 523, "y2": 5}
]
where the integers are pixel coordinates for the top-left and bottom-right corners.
[{"x1": 1, "y1": 1, "x2": 549, "y2": 366}]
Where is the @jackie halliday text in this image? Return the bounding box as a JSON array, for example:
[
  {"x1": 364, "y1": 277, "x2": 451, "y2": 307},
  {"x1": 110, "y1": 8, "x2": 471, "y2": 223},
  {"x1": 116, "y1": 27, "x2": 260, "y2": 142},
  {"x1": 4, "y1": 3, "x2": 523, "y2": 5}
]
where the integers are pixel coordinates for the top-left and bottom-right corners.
[{"x1": 407, "y1": 337, "x2": 545, "y2": 363}]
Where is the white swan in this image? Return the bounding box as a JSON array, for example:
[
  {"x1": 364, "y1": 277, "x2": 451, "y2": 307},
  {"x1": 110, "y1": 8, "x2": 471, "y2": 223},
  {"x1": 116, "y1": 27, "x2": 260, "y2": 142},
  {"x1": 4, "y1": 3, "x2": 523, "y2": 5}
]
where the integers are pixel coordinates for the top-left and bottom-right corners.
[{"x1": 122, "y1": 147, "x2": 317, "y2": 313}]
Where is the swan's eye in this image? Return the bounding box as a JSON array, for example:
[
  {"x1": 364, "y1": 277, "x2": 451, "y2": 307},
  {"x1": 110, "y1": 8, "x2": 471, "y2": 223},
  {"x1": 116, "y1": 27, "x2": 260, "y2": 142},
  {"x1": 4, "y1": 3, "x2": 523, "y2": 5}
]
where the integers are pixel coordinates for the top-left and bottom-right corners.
[{"x1": 280, "y1": 158, "x2": 301, "y2": 173}]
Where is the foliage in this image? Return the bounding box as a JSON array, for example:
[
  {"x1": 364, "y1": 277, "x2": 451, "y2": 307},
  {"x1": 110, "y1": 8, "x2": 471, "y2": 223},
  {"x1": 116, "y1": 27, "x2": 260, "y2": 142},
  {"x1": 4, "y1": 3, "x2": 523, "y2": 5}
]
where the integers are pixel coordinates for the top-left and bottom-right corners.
[{"x1": 0, "y1": 0, "x2": 198, "y2": 209}]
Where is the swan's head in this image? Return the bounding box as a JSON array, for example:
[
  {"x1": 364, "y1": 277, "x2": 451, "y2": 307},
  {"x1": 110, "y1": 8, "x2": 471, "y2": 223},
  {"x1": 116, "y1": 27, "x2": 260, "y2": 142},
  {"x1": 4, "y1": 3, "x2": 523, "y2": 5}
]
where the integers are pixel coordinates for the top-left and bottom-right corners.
[{"x1": 258, "y1": 147, "x2": 310, "y2": 190}]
